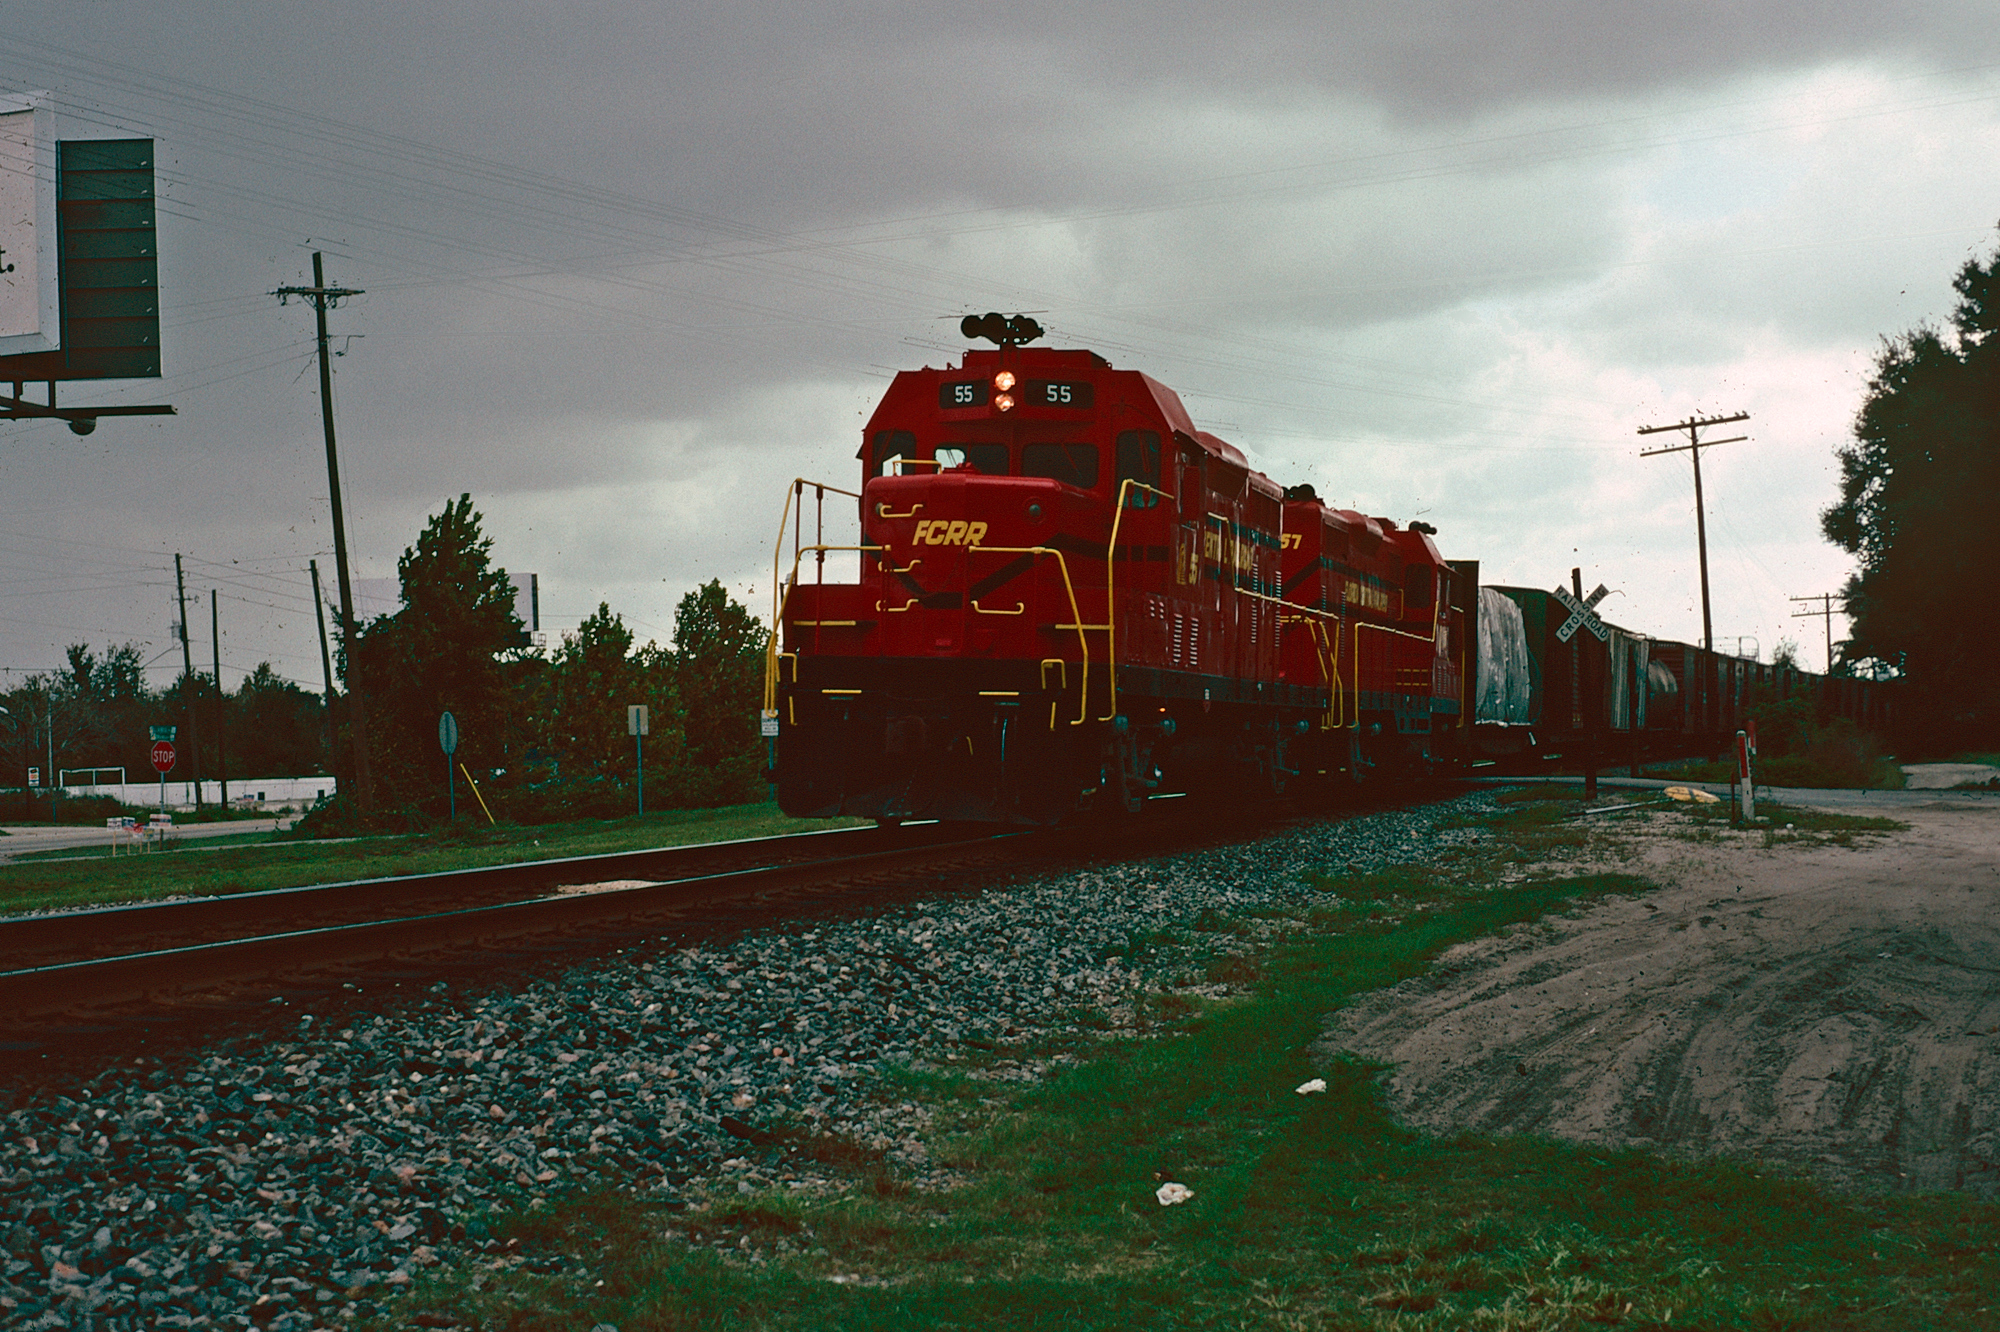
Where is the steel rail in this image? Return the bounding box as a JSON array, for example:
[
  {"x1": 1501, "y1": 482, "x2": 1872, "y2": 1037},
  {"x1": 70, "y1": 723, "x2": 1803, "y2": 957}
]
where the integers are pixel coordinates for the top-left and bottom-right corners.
[
  {"x1": 0, "y1": 821, "x2": 988, "y2": 973},
  {"x1": 0, "y1": 830, "x2": 1036, "y2": 1036}
]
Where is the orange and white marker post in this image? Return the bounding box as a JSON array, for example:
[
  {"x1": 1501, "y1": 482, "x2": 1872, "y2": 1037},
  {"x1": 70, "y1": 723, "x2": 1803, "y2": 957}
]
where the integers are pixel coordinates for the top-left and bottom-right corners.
[{"x1": 1736, "y1": 728, "x2": 1756, "y2": 823}]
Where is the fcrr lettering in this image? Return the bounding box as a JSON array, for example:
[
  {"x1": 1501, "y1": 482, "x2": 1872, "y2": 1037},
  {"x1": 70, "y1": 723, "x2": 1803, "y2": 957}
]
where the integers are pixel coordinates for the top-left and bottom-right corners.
[{"x1": 913, "y1": 519, "x2": 989, "y2": 546}]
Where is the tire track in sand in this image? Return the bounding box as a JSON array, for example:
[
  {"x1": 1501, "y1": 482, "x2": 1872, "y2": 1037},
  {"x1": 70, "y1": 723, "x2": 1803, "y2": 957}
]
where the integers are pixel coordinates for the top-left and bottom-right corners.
[{"x1": 1320, "y1": 799, "x2": 2000, "y2": 1195}]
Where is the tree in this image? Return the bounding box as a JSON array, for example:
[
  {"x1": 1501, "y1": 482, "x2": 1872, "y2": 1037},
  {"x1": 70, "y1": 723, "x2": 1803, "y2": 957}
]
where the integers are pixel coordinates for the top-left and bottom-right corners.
[
  {"x1": 229, "y1": 663, "x2": 329, "y2": 778},
  {"x1": 353, "y1": 494, "x2": 527, "y2": 808},
  {"x1": 51, "y1": 643, "x2": 154, "y2": 778},
  {"x1": 507, "y1": 603, "x2": 687, "y2": 818},
  {"x1": 672, "y1": 580, "x2": 767, "y2": 805},
  {"x1": 1822, "y1": 232, "x2": 2000, "y2": 750}
]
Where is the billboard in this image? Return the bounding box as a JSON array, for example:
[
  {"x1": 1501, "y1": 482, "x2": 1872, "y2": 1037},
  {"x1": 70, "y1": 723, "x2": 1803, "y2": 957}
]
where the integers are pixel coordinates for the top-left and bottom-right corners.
[
  {"x1": 0, "y1": 114, "x2": 160, "y2": 383},
  {"x1": 0, "y1": 94, "x2": 60, "y2": 357}
]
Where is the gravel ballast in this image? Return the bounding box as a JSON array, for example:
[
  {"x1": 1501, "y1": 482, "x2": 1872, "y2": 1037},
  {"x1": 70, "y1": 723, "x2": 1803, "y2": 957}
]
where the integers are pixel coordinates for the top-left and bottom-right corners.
[{"x1": 0, "y1": 795, "x2": 1478, "y2": 1329}]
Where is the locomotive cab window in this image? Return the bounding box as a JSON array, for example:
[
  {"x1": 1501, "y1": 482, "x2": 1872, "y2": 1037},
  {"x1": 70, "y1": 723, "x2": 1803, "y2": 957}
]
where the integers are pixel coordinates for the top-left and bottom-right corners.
[
  {"x1": 1405, "y1": 564, "x2": 1435, "y2": 610},
  {"x1": 1021, "y1": 442, "x2": 1099, "y2": 488},
  {"x1": 935, "y1": 443, "x2": 1009, "y2": 475},
  {"x1": 1115, "y1": 429, "x2": 1162, "y2": 507},
  {"x1": 868, "y1": 429, "x2": 915, "y2": 478}
]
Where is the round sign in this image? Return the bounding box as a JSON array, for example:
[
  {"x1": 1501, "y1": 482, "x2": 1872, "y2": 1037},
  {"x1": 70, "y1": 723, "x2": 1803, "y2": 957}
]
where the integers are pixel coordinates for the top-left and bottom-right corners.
[
  {"x1": 438, "y1": 711, "x2": 459, "y2": 756},
  {"x1": 151, "y1": 741, "x2": 176, "y2": 773}
]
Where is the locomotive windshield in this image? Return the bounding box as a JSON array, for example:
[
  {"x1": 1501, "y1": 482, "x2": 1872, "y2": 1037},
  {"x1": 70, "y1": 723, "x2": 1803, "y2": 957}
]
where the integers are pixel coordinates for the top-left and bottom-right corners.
[
  {"x1": 1021, "y1": 442, "x2": 1099, "y2": 487},
  {"x1": 935, "y1": 443, "x2": 1009, "y2": 474}
]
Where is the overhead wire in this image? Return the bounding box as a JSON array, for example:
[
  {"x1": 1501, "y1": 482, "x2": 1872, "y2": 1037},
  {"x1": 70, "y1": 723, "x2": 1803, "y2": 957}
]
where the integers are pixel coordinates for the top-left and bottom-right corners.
[
  {"x1": 0, "y1": 35, "x2": 1990, "y2": 673},
  {"x1": 11, "y1": 30, "x2": 1991, "y2": 422}
]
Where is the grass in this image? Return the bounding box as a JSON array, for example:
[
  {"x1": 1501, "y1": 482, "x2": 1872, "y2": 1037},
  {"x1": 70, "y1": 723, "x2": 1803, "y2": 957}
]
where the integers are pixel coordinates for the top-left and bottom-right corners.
[
  {"x1": 0, "y1": 801, "x2": 868, "y2": 916},
  {"x1": 364, "y1": 800, "x2": 1996, "y2": 1331},
  {"x1": 1670, "y1": 798, "x2": 1907, "y2": 848},
  {"x1": 1654, "y1": 755, "x2": 1910, "y2": 790},
  {"x1": 1472, "y1": 783, "x2": 1907, "y2": 848}
]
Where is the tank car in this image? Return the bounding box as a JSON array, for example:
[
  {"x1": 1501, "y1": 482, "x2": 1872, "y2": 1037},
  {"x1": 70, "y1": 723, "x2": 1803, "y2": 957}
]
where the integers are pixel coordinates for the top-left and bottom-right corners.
[{"x1": 764, "y1": 315, "x2": 1475, "y2": 825}]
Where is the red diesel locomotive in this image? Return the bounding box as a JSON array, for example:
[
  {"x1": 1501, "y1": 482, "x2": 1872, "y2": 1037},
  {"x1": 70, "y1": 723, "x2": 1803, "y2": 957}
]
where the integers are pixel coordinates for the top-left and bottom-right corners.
[{"x1": 766, "y1": 315, "x2": 1475, "y2": 824}]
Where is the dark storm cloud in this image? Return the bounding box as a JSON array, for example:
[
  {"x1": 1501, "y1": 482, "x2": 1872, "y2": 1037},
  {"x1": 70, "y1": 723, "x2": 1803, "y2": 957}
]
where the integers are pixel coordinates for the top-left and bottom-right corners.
[
  {"x1": 0, "y1": 0, "x2": 1993, "y2": 684},
  {"x1": 77, "y1": 0, "x2": 1998, "y2": 230}
]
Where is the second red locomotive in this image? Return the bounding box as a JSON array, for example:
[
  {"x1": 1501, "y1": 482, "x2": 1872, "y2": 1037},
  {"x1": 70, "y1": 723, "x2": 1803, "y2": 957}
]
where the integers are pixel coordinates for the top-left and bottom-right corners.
[{"x1": 766, "y1": 315, "x2": 1474, "y2": 824}]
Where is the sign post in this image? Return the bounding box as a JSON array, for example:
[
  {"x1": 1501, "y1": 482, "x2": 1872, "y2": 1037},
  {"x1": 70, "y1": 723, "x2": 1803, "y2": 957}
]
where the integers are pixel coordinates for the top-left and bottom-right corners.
[
  {"x1": 150, "y1": 739, "x2": 175, "y2": 815},
  {"x1": 438, "y1": 712, "x2": 459, "y2": 821},
  {"x1": 628, "y1": 705, "x2": 649, "y2": 816},
  {"x1": 1553, "y1": 577, "x2": 1611, "y2": 800},
  {"x1": 762, "y1": 709, "x2": 779, "y2": 801}
]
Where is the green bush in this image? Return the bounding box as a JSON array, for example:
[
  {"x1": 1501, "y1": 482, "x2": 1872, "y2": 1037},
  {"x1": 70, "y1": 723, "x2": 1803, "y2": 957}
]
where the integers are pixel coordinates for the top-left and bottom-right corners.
[
  {"x1": 1741, "y1": 684, "x2": 1904, "y2": 789},
  {"x1": 282, "y1": 791, "x2": 443, "y2": 839}
]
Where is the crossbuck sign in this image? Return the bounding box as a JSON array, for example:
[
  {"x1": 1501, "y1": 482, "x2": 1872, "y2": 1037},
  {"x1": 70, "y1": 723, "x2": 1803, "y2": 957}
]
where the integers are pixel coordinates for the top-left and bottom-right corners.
[{"x1": 1553, "y1": 583, "x2": 1612, "y2": 643}]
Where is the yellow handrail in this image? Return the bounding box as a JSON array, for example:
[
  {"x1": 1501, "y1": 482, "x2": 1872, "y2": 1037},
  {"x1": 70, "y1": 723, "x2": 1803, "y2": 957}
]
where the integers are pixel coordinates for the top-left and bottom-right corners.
[
  {"x1": 966, "y1": 544, "x2": 1097, "y2": 725},
  {"x1": 1280, "y1": 612, "x2": 1345, "y2": 730},
  {"x1": 765, "y1": 477, "x2": 866, "y2": 719},
  {"x1": 1100, "y1": 479, "x2": 1175, "y2": 719},
  {"x1": 764, "y1": 469, "x2": 1452, "y2": 740},
  {"x1": 1238, "y1": 582, "x2": 1441, "y2": 729}
]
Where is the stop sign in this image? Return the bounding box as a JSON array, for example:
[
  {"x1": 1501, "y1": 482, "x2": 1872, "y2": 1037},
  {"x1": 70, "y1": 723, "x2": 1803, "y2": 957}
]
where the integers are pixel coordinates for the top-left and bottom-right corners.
[{"x1": 151, "y1": 741, "x2": 176, "y2": 773}]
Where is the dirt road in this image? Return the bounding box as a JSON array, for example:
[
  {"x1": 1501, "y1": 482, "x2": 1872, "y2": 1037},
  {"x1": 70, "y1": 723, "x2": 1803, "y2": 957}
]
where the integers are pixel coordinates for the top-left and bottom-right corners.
[{"x1": 1322, "y1": 792, "x2": 2000, "y2": 1196}]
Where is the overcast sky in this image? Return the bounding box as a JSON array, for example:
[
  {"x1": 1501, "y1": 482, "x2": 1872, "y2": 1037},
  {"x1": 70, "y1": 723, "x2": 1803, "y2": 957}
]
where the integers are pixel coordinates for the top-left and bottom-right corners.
[{"x1": 1, "y1": 2, "x2": 1996, "y2": 706}]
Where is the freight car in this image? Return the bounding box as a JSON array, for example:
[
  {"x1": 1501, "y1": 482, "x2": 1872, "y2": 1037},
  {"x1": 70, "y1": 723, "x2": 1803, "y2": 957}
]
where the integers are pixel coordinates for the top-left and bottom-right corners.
[{"x1": 1468, "y1": 587, "x2": 1892, "y2": 768}]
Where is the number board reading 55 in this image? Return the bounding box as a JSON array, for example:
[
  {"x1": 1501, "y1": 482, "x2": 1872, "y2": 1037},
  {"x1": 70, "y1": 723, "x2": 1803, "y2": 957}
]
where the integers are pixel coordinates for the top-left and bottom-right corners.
[
  {"x1": 1026, "y1": 380, "x2": 1092, "y2": 408},
  {"x1": 938, "y1": 379, "x2": 1094, "y2": 410}
]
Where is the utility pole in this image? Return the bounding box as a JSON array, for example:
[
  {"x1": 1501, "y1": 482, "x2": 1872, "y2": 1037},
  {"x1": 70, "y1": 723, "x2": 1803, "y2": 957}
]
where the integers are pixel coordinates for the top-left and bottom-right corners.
[
  {"x1": 1639, "y1": 411, "x2": 1749, "y2": 748},
  {"x1": 310, "y1": 559, "x2": 337, "y2": 758},
  {"x1": 174, "y1": 554, "x2": 202, "y2": 811},
  {"x1": 274, "y1": 253, "x2": 375, "y2": 811},
  {"x1": 1791, "y1": 593, "x2": 1840, "y2": 673},
  {"x1": 211, "y1": 588, "x2": 228, "y2": 808},
  {"x1": 1640, "y1": 410, "x2": 1752, "y2": 648}
]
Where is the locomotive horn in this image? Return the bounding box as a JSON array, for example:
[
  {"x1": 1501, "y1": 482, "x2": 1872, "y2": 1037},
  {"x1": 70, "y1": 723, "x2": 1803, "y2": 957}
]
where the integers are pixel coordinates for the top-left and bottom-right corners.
[{"x1": 961, "y1": 312, "x2": 1044, "y2": 346}]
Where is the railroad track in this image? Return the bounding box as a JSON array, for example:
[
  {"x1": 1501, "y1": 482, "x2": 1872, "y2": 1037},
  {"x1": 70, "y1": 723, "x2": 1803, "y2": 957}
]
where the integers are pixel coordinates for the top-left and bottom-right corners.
[
  {"x1": 0, "y1": 787, "x2": 1437, "y2": 1059},
  {"x1": 0, "y1": 821, "x2": 1030, "y2": 1049}
]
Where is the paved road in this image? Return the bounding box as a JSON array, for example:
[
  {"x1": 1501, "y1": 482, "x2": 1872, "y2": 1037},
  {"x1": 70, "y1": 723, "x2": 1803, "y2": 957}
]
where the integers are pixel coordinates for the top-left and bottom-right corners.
[
  {"x1": 1901, "y1": 761, "x2": 2000, "y2": 790},
  {"x1": 1472, "y1": 772, "x2": 2000, "y2": 814},
  {"x1": 0, "y1": 818, "x2": 288, "y2": 863}
]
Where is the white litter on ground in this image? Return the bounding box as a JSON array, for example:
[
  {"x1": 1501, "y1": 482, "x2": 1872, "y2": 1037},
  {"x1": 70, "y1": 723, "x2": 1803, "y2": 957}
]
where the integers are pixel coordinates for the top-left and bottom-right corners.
[
  {"x1": 1155, "y1": 1181, "x2": 1193, "y2": 1206},
  {"x1": 1295, "y1": 1078, "x2": 1327, "y2": 1095}
]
